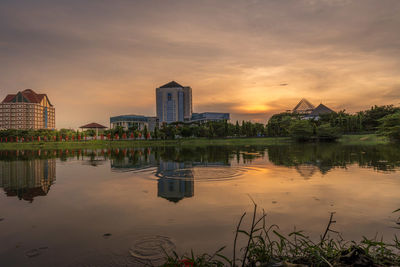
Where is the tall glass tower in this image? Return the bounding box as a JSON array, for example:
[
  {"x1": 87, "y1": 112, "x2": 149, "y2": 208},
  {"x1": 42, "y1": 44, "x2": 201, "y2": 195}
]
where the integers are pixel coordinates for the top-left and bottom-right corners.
[{"x1": 156, "y1": 81, "x2": 192, "y2": 124}]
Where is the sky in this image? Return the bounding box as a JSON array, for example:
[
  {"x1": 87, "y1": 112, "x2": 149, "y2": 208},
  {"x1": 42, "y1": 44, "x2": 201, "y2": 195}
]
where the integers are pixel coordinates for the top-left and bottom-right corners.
[{"x1": 0, "y1": 0, "x2": 399, "y2": 129}]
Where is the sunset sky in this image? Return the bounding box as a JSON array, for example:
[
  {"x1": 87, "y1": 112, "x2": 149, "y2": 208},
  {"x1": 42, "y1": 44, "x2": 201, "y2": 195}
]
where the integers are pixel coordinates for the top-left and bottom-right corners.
[{"x1": 1, "y1": 0, "x2": 399, "y2": 129}]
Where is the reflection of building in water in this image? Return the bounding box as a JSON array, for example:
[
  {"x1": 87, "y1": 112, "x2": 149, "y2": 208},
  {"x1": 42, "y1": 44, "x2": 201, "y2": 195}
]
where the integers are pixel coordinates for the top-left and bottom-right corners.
[
  {"x1": 0, "y1": 159, "x2": 56, "y2": 202},
  {"x1": 110, "y1": 150, "x2": 157, "y2": 172},
  {"x1": 295, "y1": 164, "x2": 318, "y2": 179},
  {"x1": 156, "y1": 161, "x2": 194, "y2": 203}
]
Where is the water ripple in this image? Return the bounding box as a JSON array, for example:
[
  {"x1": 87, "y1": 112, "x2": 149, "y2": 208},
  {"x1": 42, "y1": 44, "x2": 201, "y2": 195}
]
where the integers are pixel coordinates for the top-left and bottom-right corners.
[
  {"x1": 131, "y1": 166, "x2": 261, "y2": 182},
  {"x1": 129, "y1": 235, "x2": 175, "y2": 262}
]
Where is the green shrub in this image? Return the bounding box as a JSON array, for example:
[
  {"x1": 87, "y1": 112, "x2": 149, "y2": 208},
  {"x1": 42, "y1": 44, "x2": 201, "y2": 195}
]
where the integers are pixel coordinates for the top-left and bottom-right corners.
[
  {"x1": 378, "y1": 112, "x2": 400, "y2": 142},
  {"x1": 317, "y1": 123, "x2": 342, "y2": 141},
  {"x1": 289, "y1": 120, "x2": 313, "y2": 141}
]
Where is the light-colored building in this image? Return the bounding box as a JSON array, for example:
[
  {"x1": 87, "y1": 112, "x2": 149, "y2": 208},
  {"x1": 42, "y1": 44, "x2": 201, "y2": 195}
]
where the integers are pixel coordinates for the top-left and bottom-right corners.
[
  {"x1": 156, "y1": 81, "x2": 192, "y2": 123},
  {"x1": 190, "y1": 112, "x2": 230, "y2": 123},
  {"x1": 110, "y1": 115, "x2": 159, "y2": 131},
  {"x1": 0, "y1": 89, "x2": 55, "y2": 130}
]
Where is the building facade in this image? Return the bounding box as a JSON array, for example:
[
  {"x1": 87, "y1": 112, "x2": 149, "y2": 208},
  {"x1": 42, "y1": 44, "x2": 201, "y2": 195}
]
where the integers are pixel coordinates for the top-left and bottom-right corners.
[
  {"x1": 110, "y1": 115, "x2": 159, "y2": 131},
  {"x1": 156, "y1": 81, "x2": 192, "y2": 123},
  {"x1": 0, "y1": 89, "x2": 55, "y2": 130},
  {"x1": 190, "y1": 112, "x2": 230, "y2": 123}
]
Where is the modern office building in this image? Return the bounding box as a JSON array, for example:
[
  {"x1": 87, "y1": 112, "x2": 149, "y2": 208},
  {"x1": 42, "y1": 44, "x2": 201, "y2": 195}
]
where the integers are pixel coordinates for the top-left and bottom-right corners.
[
  {"x1": 110, "y1": 115, "x2": 159, "y2": 131},
  {"x1": 190, "y1": 112, "x2": 230, "y2": 123},
  {"x1": 110, "y1": 81, "x2": 228, "y2": 130},
  {"x1": 0, "y1": 89, "x2": 55, "y2": 130},
  {"x1": 156, "y1": 81, "x2": 192, "y2": 123}
]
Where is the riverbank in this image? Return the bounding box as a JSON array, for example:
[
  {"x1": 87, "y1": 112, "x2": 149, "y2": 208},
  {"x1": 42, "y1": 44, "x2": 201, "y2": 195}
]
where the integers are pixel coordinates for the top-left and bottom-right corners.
[
  {"x1": 163, "y1": 205, "x2": 400, "y2": 267},
  {"x1": 0, "y1": 134, "x2": 390, "y2": 150},
  {"x1": 0, "y1": 137, "x2": 290, "y2": 150}
]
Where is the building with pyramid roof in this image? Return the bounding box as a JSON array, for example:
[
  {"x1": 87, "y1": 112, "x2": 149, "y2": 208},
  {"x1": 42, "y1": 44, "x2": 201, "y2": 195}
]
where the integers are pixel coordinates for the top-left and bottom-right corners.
[
  {"x1": 292, "y1": 98, "x2": 315, "y2": 114},
  {"x1": 308, "y1": 104, "x2": 334, "y2": 117},
  {"x1": 291, "y1": 99, "x2": 335, "y2": 120}
]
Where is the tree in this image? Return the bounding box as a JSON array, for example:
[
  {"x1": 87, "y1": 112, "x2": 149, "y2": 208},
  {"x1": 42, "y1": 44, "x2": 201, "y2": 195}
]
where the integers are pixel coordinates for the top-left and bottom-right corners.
[
  {"x1": 235, "y1": 121, "x2": 240, "y2": 136},
  {"x1": 143, "y1": 125, "x2": 149, "y2": 140},
  {"x1": 317, "y1": 123, "x2": 342, "y2": 141},
  {"x1": 378, "y1": 112, "x2": 400, "y2": 142},
  {"x1": 180, "y1": 125, "x2": 192, "y2": 138},
  {"x1": 153, "y1": 126, "x2": 159, "y2": 139},
  {"x1": 289, "y1": 120, "x2": 314, "y2": 141},
  {"x1": 363, "y1": 105, "x2": 400, "y2": 131}
]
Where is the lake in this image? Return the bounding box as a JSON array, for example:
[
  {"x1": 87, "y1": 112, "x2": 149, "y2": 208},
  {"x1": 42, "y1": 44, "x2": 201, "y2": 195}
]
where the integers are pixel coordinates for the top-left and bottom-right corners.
[{"x1": 1, "y1": 144, "x2": 400, "y2": 266}]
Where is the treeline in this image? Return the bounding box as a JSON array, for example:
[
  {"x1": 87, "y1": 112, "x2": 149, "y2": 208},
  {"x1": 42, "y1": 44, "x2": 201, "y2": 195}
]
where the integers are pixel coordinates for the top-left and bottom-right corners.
[
  {"x1": 0, "y1": 105, "x2": 399, "y2": 143},
  {"x1": 267, "y1": 105, "x2": 400, "y2": 142},
  {"x1": 0, "y1": 128, "x2": 101, "y2": 142},
  {"x1": 152, "y1": 121, "x2": 266, "y2": 139}
]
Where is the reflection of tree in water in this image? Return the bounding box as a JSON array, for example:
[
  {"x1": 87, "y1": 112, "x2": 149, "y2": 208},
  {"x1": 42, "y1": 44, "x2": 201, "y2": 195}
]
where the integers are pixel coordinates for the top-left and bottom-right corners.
[
  {"x1": 110, "y1": 148, "x2": 157, "y2": 172},
  {"x1": 0, "y1": 159, "x2": 56, "y2": 202},
  {"x1": 81, "y1": 149, "x2": 108, "y2": 167},
  {"x1": 267, "y1": 143, "x2": 400, "y2": 177}
]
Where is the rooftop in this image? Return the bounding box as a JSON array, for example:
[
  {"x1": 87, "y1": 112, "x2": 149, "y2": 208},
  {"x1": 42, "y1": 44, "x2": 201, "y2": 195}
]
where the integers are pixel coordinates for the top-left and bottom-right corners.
[
  {"x1": 80, "y1": 122, "x2": 107, "y2": 129},
  {"x1": 1, "y1": 89, "x2": 52, "y2": 106},
  {"x1": 309, "y1": 103, "x2": 334, "y2": 116},
  {"x1": 293, "y1": 98, "x2": 315, "y2": 113},
  {"x1": 159, "y1": 81, "x2": 184, "y2": 88},
  {"x1": 110, "y1": 114, "x2": 150, "y2": 123}
]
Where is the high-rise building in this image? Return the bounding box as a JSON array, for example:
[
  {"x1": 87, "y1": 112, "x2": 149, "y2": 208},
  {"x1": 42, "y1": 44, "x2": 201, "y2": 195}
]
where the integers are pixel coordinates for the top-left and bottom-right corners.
[
  {"x1": 0, "y1": 89, "x2": 55, "y2": 130},
  {"x1": 156, "y1": 81, "x2": 192, "y2": 123}
]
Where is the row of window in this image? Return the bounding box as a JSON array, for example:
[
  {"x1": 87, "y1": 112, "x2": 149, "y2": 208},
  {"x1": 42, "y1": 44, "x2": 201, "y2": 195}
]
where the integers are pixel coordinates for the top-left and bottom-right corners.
[
  {"x1": 0, "y1": 126, "x2": 55, "y2": 129},
  {"x1": 0, "y1": 113, "x2": 55, "y2": 116}
]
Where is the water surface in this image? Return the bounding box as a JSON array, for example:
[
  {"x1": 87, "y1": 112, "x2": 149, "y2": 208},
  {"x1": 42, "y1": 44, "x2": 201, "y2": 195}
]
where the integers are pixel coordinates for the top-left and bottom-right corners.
[{"x1": 0, "y1": 144, "x2": 400, "y2": 266}]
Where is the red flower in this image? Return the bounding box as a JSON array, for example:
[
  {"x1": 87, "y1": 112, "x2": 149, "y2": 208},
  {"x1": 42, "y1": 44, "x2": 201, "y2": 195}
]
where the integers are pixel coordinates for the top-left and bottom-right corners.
[{"x1": 179, "y1": 259, "x2": 194, "y2": 267}]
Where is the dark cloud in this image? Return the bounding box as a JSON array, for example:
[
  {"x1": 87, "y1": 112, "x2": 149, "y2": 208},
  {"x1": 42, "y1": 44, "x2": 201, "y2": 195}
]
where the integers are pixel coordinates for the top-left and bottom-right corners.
[{"x1": 0, "y1": 0, "x2": 399, "y2": 127}]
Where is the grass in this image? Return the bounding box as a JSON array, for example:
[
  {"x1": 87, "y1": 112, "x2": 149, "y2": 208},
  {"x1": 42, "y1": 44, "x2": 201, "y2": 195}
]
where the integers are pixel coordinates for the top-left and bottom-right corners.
[
  {"x1": 337, "y1": 134, "x2": 389, "y2": 145},
  {"x1": 0, "y1": 134, "x2": 391, "y2": 151},
  {"x1": 0, "y1": 137, "x2": 290, "y2": 150},
  {"x1": 162, "y1": 204, "x2": 400, "y2": 267}
]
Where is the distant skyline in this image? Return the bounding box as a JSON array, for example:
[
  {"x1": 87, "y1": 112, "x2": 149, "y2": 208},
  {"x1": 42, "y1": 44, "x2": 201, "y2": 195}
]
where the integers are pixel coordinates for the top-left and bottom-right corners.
[{"x1": 1, "y1": 0, "x2": 399, "y2": 129}]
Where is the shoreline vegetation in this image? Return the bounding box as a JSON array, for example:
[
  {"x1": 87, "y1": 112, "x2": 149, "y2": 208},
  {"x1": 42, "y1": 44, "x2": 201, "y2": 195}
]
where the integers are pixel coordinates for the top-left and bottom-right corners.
[
  {"x1": 0, "y1": 104, "x2": 398, "y2": 150},
  {"x1": 162, "y1": 204, "x2": 400, "y2": 267},
  {"x1": 0, "y1": 134, "x2": 391, "y2": 150}
]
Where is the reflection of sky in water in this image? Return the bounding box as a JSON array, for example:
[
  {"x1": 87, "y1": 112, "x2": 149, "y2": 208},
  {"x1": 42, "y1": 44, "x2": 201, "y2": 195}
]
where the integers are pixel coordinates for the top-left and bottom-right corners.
[{"x1": 0, "y1": 144, "x2": 400, "y2": 266}]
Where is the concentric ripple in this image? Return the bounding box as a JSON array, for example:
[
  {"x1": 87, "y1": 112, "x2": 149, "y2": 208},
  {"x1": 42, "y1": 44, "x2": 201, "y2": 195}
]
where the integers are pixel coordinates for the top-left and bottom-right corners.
[
  {"x1": 132, "y1": 165, "x2": 261, "y2": 182},
  {"x1": 128, "y1": 235, "x2": 175, "y2": 262},
  {"x1": 192, "y1": 166, "x2": 252, "y2": 182}
]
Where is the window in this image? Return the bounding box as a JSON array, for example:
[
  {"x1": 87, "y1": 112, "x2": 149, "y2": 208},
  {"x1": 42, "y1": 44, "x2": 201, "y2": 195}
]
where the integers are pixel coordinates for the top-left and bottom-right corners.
[{"x1": 168, "y1": 93, "x2": 172, "y2": 101}]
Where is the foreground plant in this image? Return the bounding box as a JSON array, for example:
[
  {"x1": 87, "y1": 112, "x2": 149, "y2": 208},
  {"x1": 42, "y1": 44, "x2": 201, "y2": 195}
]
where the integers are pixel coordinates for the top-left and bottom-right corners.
[{"x1": 163, "y1": 204, "x2": 400, "y2": 266}]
